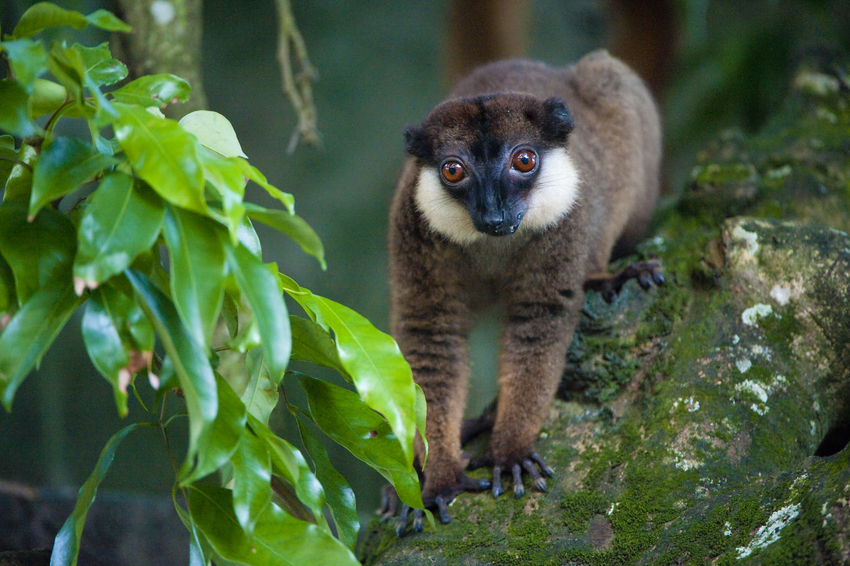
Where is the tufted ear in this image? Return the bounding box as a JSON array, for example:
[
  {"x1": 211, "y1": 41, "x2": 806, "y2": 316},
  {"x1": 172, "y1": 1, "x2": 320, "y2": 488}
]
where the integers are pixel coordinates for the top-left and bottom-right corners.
[
  {"x1": 541, "y1": 97, "x2": 574, "y2": 144},
  {"x1": 404, "y1": 125, "x2": 433, "y2": 161}
]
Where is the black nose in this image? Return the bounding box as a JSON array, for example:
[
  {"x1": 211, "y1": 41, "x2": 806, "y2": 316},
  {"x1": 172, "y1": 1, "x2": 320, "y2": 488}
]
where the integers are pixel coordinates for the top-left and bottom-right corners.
[{"x1": 477, "y1": 214, "x2": 520, "y2": 236}]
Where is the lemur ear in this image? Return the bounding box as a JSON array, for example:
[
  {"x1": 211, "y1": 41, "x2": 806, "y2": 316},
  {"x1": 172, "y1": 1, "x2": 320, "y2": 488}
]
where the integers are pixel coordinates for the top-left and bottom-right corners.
[
  {"x1": 404, "y1": 125, "x2": 433, "y2": 161},
  {"x1": 541, "y1": 97, "x2": 574, "y2": 144}
]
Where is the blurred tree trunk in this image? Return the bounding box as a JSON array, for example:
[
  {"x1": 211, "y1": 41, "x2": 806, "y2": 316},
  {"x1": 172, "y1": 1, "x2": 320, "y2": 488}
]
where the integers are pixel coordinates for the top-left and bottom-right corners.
[
  {"x1": 445, "y1": 0, "x2": 531, "y2": 85},
  {"x1": 110, "y1": 0, "x2": 208, "y2": 118}
]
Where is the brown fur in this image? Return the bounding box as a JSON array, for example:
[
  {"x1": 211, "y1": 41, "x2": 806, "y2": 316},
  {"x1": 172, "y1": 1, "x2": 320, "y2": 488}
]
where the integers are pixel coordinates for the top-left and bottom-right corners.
[{"x1": 388, "y1": 50, "x2": 661, "y2": 507}]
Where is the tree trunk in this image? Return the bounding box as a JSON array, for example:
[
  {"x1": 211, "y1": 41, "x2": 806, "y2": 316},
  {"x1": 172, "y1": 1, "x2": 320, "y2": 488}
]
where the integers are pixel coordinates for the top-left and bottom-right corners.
[{"x1": 111, "y1": 0, "x2": 207, "y2": 118}]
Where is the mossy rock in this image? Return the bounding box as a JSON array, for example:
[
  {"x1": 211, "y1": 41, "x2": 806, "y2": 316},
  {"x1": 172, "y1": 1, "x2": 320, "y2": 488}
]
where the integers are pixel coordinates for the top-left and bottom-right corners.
[{"x1": 359, "y1": 65, "x2": 850, "y2": 565}]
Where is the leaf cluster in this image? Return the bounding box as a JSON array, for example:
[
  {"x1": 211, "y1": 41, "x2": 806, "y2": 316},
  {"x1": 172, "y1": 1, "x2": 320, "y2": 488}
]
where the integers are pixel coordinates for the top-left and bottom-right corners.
[{"x1": 0, "y1": 4, "x2": 425, "y2": 564}]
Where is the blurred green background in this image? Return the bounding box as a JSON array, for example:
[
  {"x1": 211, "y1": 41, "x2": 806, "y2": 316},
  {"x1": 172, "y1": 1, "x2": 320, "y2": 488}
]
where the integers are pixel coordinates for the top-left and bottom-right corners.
[{"x1": 0, "y1": 0, "x2": 848, "y2": 533}]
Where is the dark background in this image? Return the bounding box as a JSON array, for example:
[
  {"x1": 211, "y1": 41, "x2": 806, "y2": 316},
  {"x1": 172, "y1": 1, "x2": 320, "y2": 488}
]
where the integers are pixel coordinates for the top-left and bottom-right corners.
[{"x1": 1, "y1": 0, "x2": 848, "y2": 547}]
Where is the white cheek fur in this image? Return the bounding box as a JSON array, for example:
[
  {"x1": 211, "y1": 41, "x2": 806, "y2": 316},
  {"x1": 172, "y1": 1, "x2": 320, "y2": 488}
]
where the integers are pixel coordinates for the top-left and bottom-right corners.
[{"x1": 413, "y1": 148, "x2": 581, "y2": 246}]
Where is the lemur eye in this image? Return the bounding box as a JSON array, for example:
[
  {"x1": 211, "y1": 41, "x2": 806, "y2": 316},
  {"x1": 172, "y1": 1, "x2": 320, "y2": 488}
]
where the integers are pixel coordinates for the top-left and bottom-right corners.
[
  {"x1": 441, "y1": 160, "x2": 466, "y2": 183},
  {"x1": 511, "y1": 149, "x2": 537, "y2": 173}
]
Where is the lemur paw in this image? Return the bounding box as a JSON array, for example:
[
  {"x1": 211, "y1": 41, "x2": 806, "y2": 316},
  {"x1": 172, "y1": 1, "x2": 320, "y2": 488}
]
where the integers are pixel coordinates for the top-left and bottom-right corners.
[
  {"x1": 381, "y1": 474, "x2": 491, "y2": 536},
  {"x1": 469, "y1": 451, "x2": 554, "y2": 499},
  {"x1": 583, "y1": 261, "x2": 664, "y2": 303}
]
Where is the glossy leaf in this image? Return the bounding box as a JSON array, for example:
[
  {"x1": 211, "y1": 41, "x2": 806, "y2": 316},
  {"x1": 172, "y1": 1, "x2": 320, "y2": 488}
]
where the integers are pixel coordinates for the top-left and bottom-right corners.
[
  {"x1": 46, "y1": 42, "x2": 84, "y2": 106},
  {"x1": 111, "y1": 74, "x2": 191, "y2": 108},
  {"x1": 289, "y1": 315, "x2": 347, "y2": 379},
  {"x1": 113, "y1": 103, "x2": 206, "y2": 214},
  {"x1": 244, "y1": 203, "x2": 325, "y2": 270},
  {"x1": 231, "y1": 429, "x2": 272, "y2": 536},
  {"x1": 197, "y1": 146, "x2": 246, "y2": 242},
  {"x1": 81, "y1": 289, "x2": 130, "y2": 417},
  {"x1": 1, "y1": 38, "x2": 48, "y2": 92},
  {"x1": 74, "y1": 173, "x2": 164, "y2": 289},
  {"x1": 29, "y1": 136, "x2": 117, "y2": 218},
  {"x1": 297, "y1": 375, "x2": 424, "y2": 509},
  {"x1": 0, "y1": 136, "x2": 19, "y2": 199},
  {"x1": 50, "y1": 423, "x2": 142, "y2": 566},
  {"x1": 239, "y1": 161, "x2": 295, "y2": 213},
  {"x1": 84, "y1": 9, "x2": 132, "y2": 33},
  {"x1": 30, "y1": 79, "x2": 68, "y2": 119},
  {"x1": 222, "y1": 241, "x2": 290, "y2": 384},
  {"x1": 179, "y1": 111, "x2": 247, "y2": 158},
  {"x1": 0, "y1": 80, "x2": 40, "y2": 138},
  {"x1": 71, "y1": 43, "x2": 127, "y2": 88},
  {"x1": 0, "y1": 255, "x2": 16, "y2": 315},
  {"x1": 296, "y1": 416, "x2": 359, "y2": 549},
  {"x1": 126, "y1": 269, "x2": 216, "y2": 461},
  {"x1": 180, "y1": 373, "x2": 246, "y2": 484},
  {"x1": 0, "y1": 203, "x2": 76, "y2": 305},
  {"x1": 12, "y1": 3, "x2": 88, "y2": 39},
  {"x1": 241, "y1": 348, "x2": 279, "y2": 425},
  {"x1": 0, "y1": 282, "x2": 82, "y2": 410},
  {"x1": 312, "y1": 294, "x2": 417, "y2": 467},
  {"x1": 236, "y1": 216, "x2": 262, "y2": 257},
  {"x1": 247, "y1": 414, "x2": 326, "y2": 526},
  {"x1": 188, "y1": 485, "x2": 359, "y2": 566},
  {"x1": 3, "y1": 143, "x2": 36, "y2": 203},
  {"x1": 162, "y1": 205, "x2": 227, "y2": 347}
]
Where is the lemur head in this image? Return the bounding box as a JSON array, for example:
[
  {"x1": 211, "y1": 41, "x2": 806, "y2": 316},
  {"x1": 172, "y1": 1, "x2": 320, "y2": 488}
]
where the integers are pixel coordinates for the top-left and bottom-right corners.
[{"x1": 406, "y1": 93, "x2": 580, "y2": 245}]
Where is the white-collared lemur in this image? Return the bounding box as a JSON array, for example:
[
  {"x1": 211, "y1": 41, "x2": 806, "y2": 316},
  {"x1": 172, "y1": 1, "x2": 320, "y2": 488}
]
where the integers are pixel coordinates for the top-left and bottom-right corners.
[{"x1": 387, "y1": 49, "x2": 663, "y2": 534}]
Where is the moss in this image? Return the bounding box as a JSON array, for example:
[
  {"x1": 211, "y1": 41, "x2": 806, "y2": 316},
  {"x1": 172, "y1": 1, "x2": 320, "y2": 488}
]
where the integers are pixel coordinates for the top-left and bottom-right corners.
[{"x1": 560, "y1": 491, "x2": 609, "y2": 532}]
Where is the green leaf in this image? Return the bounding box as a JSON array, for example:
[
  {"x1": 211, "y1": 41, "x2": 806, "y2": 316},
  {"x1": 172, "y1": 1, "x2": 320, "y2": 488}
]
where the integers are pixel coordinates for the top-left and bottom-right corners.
[
  {"x1": 222, "y1": 241, "x2": 290, "y2": 384},
  {"x1": 12, "y1": 3, "x2": 88, "y2": 39},
  {"x1": 0, "y1": 203, "x2": 76, "y2": 305},
  {"x1": 181, "y1": 373, "x2": 246, "y2": 484},
  {"x1": 126, "y1": 269, "x2": 216, "y2": 461},
  {"x1": 179, "y1": 111, "x2": 248, "y2": 158},
  {"x1": 188, "y1": 485, "x2": 359, "y2": 566},
  {"x1": 296, "y1": 416, "x2": 359, "y2": 549},
  {"x1": 3, "y1": 143, "x2": 37, "y2": 203},
  {"x1": 71, "y1": 43, "x2": 127, "y2": 88},
  {"x1": 239, "y1": 161, "x2": 295, "y2": 213},
  {"x1": 244, "y1": 203, "x2": 325, "y2": 270},
  {"x1": 231, "y1": 429, "x2": 272, "y2": 537},
  {"x1": 73, "y1": 173, "x2": 165, "y2": 290},
  {"x1": 414, "y1": 383, "x2": 428, "y2": 462},
  {"x1": 111, "y1": 74, "x2": 191, "y2": 108},
  {"x1": 29, "y1": 136, "x2": 118, "y2": 218},
  {"x1": 162, "y1": 205, "x2": 227, "y2": 347},
  {"x1": 289, "y1": 316, "x2": 347, "y2": 378},
  {"x1": 311, "y1": 295, "x2": 418, "y2": 468},
  {"x1": 241, "y1": 349, "x2": 279, "y2": 425},
  {"x1": 247, "y1": 414, "x2": 326, "y2": 526},
  {"x1": 197, "y1": 147, "x2": 246, "y2": 242},
  {"x1": 46, "y1": 42, "x2": 83, "y2": 106},
  {"x1": 0, "y1": 255, "x2": 16, "y2": 315},
  {"x1": 81, "y1": 289, "x2": 131, "y2": 417},
  {"x1": 1, "y1": 38, "x2": 48, "y2": 92},
  {"x1": 50, "y1": 423, "x2": 142, "y2": 566},
  {"x1": 0, "y1": 80, "x2": 40, "y2": 138},
  {"x1": 85, "y1": 9, "x2": 132, "y2": 33},
  {"x1": 236, "y1": 216, "x2": 262, "y2": 257},
  {"x1": 0, "y1": 135, "x2": 19, "y2": 196},
  {"x1": 113, "y1": 103, "x2": 206, "y2": 214},
  {"x1": 30, "y1": 79, "x2": 68, "y2": 119},
  {"x1": 297, "y1": 374, "x2": 424, "y2": 509},
  {"x1": 0, "y1": 281, "x2": 82, "y2": 410}
]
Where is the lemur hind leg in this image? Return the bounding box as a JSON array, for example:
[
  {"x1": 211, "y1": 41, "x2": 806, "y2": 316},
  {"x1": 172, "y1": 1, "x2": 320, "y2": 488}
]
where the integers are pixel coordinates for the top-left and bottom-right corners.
[{"x1": 583, "y1": 261, "x2": 664, "y2": 303}]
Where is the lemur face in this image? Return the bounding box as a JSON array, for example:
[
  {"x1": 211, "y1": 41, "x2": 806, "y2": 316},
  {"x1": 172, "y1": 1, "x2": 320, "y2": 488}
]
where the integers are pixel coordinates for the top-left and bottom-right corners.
[{"x1": 406, "y1": 94, "x2": 580, "y2": 245}]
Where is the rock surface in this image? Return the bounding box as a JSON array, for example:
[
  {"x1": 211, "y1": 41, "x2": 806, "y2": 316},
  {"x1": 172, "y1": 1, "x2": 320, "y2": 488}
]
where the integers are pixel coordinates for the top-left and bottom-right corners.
[{"x1": 359, "y1": 64, "x2": 850, "y2": 565}]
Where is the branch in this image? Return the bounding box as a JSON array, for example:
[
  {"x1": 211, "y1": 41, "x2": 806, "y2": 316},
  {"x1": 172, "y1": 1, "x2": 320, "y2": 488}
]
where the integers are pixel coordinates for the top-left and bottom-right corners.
[{"x1": 275, "y1": 0, "x2": 321, "y2": 153}]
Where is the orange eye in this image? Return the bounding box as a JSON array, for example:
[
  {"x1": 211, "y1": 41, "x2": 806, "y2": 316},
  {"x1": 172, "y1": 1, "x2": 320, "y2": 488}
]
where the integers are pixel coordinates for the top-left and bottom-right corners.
[
  {"x1": 511, "y1": 149, "x2": 537, "y2": 173},
  {"x1": 441, "y1": 160, "x2": 465, "y2": 183}
]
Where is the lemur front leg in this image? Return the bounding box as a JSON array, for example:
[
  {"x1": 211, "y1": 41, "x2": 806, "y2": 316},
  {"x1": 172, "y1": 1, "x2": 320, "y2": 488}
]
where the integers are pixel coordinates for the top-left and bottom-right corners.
[
  {"x1": 486, "y1": 293, "x2": 580, "y2": 498},
  {"x1": 390, "y1": 298, "x2": 490, "y2": 535}
]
